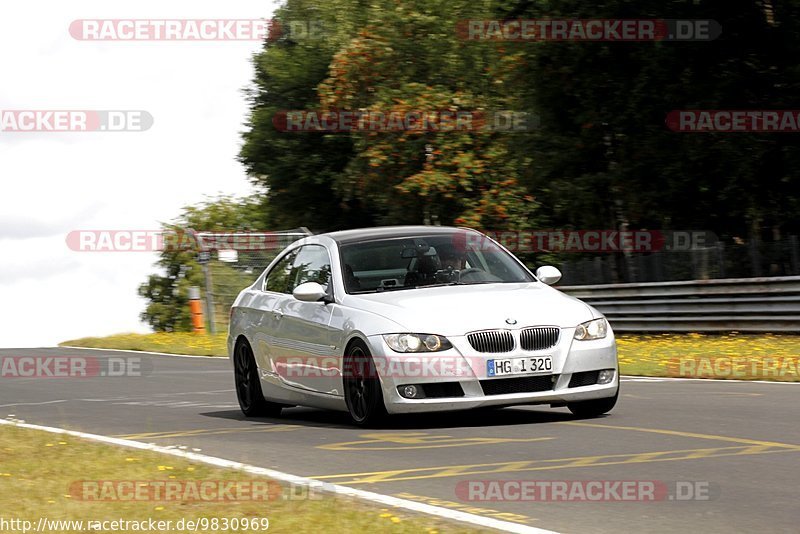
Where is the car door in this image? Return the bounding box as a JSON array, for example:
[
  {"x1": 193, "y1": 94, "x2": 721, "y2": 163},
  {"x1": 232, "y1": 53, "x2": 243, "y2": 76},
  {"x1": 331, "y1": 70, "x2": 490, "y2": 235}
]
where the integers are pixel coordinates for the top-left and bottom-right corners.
[
  {"x1": 272, "y1": 244, "x2": 339, "y2": 394},
  {"x1": 250, "y1": 249, "x2": 297, "y2": 375}
]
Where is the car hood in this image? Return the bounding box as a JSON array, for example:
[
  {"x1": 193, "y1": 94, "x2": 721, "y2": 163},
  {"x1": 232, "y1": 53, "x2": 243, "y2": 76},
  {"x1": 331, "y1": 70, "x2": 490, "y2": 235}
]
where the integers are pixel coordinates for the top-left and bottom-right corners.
[{"x1": 344, "y1": 282, "x2": 594, "y2": 336}]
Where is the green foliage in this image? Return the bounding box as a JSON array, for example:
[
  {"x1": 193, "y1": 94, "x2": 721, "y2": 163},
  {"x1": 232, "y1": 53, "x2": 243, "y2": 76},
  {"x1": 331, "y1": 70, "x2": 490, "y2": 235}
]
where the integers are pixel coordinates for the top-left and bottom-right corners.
[
  {"x1": 240, "y1": 0, "x2": 800, "y2": 241},
  {"x1": 241, "y1": 0, "x2": 542, "y2": 231},
  {"x1": 239, "y1": 0, "x2": 374, "y2": 231}
]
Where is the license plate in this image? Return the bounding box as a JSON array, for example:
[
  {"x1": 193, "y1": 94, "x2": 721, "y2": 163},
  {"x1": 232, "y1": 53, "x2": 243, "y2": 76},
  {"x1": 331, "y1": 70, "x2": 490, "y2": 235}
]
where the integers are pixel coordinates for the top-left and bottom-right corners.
[{"x1": 487, "y1": 356, "x2": 553, "y2": 377}]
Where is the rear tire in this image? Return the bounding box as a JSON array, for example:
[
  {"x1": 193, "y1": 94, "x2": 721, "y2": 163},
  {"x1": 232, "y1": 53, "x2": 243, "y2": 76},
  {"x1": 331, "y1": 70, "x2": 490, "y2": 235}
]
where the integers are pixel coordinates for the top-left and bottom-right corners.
[
  {"x1": 234, "y1": 339, "x2": 282, "y2": 417},
  {"x1": 343, "y1": 340, "x2": 386, "y2": 427},
  {"x1": 567, "y1": 388, "x2": 619, "y2": 418}
]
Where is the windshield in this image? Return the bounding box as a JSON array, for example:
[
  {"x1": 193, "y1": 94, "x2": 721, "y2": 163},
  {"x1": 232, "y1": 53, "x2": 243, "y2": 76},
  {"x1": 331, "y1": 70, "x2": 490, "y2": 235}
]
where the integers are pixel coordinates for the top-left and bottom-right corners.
[{"x1": 339, "y1": 232, "x2": 534, "y2": 294}]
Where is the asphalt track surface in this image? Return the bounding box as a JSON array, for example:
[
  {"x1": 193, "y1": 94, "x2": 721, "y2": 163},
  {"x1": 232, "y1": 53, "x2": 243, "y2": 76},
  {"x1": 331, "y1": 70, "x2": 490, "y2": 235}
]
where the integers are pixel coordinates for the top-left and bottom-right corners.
[{"x1": 1, "y1": 347, "x2": 798, "y2": 533}]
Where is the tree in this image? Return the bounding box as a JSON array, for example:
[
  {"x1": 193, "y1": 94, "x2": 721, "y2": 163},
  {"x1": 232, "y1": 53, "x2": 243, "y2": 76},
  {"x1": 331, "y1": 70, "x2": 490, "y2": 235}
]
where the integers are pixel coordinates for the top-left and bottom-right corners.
[
  {"x1": 239, "y1": 0, "x2": 374, "y2": 232},
  {"x1": 242, "y1": 0, "x2": 540, "y2": 231}
]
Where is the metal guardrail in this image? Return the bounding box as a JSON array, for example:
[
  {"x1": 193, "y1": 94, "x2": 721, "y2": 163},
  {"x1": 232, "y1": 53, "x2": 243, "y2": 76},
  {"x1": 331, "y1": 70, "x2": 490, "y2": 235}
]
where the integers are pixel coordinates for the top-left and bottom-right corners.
[{"x1": 560, "y1": 276, "x2": 800, "y2": 332}]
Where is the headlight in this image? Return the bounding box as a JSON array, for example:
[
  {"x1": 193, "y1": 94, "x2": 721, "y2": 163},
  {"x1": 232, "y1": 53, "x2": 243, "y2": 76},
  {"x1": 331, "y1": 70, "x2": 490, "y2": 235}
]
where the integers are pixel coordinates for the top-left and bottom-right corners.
[
  {"x1": 574, "y1": 318, "x2": 608, "y2": 341},
  {"x1": 383, "y1": 334, "x2": 453, "y2": 353}
]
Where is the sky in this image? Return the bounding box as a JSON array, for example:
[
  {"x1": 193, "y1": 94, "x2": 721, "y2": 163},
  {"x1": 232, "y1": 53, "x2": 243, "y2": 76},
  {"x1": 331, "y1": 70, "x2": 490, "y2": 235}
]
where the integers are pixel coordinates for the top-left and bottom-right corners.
[{"x1": 0, "y1": 1, "x2": 281, "y2": 347}]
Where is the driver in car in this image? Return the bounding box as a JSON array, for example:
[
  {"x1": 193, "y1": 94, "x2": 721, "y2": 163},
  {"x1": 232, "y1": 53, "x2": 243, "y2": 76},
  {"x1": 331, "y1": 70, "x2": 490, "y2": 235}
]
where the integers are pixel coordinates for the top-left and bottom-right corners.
[{"x1": 435, "y1": 246, "x2": 467, "y2": 282}]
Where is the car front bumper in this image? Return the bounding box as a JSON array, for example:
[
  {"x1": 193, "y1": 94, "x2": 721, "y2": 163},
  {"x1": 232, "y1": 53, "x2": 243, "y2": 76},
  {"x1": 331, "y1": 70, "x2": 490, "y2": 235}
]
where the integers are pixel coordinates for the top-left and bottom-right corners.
[{"x1": 367, "y1": 326, "x2": 619, "y2": 414}]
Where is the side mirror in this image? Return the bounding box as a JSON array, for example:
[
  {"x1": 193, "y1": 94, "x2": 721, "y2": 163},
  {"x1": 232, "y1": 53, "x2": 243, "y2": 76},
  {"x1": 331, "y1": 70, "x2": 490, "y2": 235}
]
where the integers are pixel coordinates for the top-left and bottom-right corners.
[
  {"x1": 293, "y1": 282, "x2": 328, "y2": 302},
  {"x1": 535, "y1": 266, "x2": 562, "y2": 286}
]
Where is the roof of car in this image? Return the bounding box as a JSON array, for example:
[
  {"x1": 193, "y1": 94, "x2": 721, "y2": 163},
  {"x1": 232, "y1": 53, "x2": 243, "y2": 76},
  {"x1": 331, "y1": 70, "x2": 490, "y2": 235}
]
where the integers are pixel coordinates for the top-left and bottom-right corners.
[{"x1": 322, "y1": 225, "x2": 477, "y2": 244}]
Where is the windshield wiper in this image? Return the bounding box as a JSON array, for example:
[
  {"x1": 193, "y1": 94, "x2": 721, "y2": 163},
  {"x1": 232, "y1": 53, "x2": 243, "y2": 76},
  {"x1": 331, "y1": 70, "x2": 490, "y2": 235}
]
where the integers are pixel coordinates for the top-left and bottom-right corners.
[
  {"x1": 350, "y1": 285, "x2": 418, "y2": 294},
  {"x1": 452, "y1": 280, "x2": 507, "y2": 285},
  {"x1": 376, "y1": 285, "x2": 417, "y2": 292}
]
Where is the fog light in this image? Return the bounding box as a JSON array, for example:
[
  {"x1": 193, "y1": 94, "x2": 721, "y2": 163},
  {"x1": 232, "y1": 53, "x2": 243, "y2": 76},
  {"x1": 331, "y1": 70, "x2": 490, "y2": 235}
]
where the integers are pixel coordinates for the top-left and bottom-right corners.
[
  {"x1": 401, "y1": 385, "x2": 419, "y2": 398},
  {"x1": 598, "y1": 369, "x2": 615, "y2": 385}
]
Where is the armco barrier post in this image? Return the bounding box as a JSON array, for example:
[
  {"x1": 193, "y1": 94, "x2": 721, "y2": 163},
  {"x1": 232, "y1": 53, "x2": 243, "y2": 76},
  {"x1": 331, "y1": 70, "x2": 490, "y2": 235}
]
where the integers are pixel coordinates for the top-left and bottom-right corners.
[{"x1": 188, "y1": 286, "x2": 205, "y2": 334}]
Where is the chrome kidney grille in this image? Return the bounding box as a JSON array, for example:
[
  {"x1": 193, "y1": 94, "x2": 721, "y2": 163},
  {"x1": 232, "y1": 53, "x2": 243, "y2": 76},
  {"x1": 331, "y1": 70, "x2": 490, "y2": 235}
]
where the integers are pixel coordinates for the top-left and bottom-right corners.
[
  {"x1": 520, "y1": 327, "x2": 560, "y2": 351},
  {"x1": 467, "y1": 330, "x2": 515, "y2": 353}
]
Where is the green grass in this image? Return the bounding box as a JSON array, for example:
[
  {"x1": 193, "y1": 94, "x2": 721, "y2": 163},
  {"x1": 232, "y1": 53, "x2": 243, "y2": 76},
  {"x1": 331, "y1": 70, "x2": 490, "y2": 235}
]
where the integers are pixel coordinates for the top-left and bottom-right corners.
[
  {"x1": 61, "y1": 332, "x2": 800, "y2": 381},
  {"x1": 0, "y1": 424, "x2": 484, "y2": 533},
  {"x1": 61, "y1": 332, "x2": 228, "y2": 357},
  {"x1": 616, "y1": 333, "x2": 800, "y2": 381}
]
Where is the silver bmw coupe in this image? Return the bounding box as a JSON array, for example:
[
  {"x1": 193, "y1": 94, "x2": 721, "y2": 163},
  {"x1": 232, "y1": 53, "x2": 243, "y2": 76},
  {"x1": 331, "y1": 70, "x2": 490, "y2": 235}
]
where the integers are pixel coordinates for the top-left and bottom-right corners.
[{"x1": 229, "y1": 226, "x2": 619, "y2": 426}]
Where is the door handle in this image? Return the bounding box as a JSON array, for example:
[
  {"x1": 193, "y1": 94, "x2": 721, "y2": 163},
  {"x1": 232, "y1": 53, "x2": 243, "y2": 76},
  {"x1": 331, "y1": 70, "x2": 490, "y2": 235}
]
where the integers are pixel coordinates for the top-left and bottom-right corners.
[{"x1": 273, "y1": 310, "x2": 284, "y2": 319}]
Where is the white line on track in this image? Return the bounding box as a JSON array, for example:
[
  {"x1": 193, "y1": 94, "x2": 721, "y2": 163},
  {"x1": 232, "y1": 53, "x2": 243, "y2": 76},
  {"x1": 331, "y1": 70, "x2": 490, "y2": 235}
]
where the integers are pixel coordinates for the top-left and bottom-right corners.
[
  {"x1": 0, "y1": 400, "x2": 70, "y2": 408},
  {"x1": 58, "y1": 346, "x2": 227, "y2": 360},
  {"x1": 0, "y1": 418, "x2": 557, "y2": 534}
]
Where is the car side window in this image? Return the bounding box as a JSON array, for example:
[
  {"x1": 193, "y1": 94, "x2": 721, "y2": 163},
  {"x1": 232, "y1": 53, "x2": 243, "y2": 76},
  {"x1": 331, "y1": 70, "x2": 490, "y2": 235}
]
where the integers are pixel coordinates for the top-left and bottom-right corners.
[
  {"x1": 290, "y1": 245, "x2": 332, "y2": 293},
  {"x1": 264, "y1": 250, "x2": 298, "y2": 294}
]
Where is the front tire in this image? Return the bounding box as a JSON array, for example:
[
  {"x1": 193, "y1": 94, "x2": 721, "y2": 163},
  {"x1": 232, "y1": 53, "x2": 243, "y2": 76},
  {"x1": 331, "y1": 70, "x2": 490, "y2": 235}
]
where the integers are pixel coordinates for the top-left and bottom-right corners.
[
  {"x1": 234, "y1": 339, "x2": 282, "y2": 417},
  {"x1": 343, "y1": 340, "x2": 386, "y2": 427},
  {"x1": 567, "y1": 388, "x2": 619, "y2": 418}
]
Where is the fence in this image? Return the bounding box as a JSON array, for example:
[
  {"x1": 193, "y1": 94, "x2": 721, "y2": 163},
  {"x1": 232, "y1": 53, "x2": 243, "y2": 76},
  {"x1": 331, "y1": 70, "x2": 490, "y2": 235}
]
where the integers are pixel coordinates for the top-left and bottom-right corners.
[
  {"x1": 194, "y1": 228, "x2": 311, "y2": 333},
  {"x1": 560, "y1": 276, "x2": 800, "y2": 332},
  {"x1": 556, "y1": 236, "x2": 800, "y2": 285}
]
